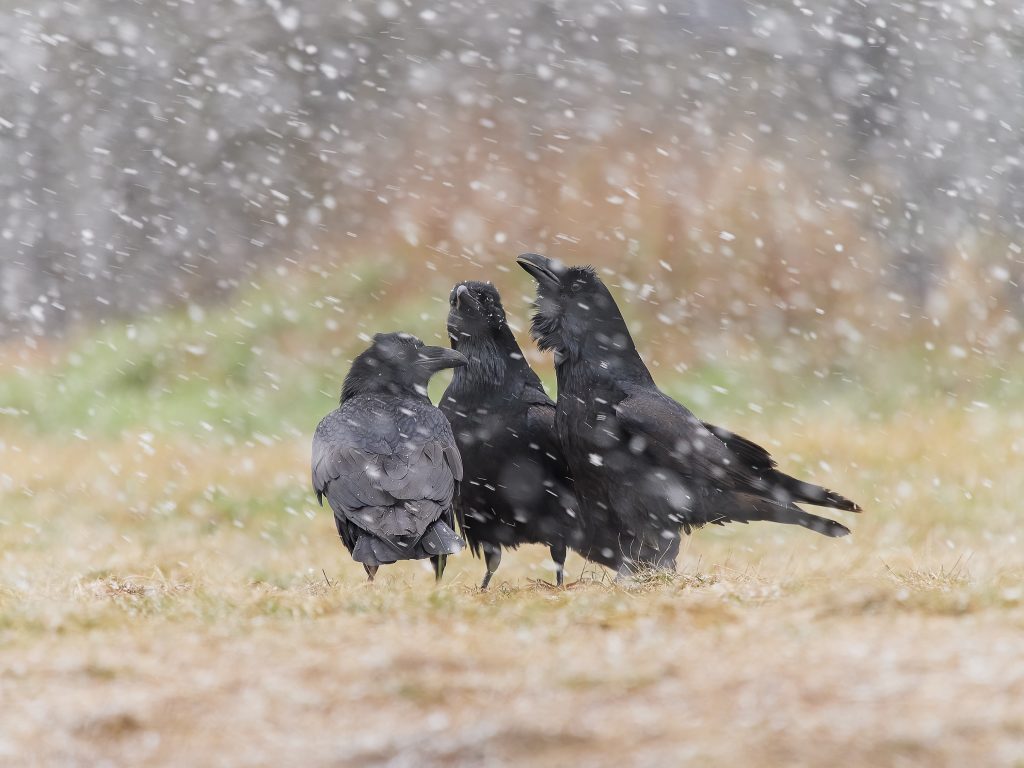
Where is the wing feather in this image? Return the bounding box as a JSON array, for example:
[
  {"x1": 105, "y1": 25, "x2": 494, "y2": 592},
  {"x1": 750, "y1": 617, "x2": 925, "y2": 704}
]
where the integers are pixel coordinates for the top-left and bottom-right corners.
[
  {"x1": 311, "y1": 397, "x2": 464, "y2": 549},
  {"x1": 614, "y1": 393, "x2": 762, "y2": 492}
]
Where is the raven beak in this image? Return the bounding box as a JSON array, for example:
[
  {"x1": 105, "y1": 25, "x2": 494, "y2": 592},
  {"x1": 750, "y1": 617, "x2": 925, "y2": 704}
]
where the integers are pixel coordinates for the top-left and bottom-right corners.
[
  {"x1": 455, "y1": 284, "x2": 473, "y2": 310},
  {"x1": 418, "y1": 346, "x2": 469, "y2": 371},
  {"x1": 516, "y1": 253, "x2": 561, "y2": 288}
]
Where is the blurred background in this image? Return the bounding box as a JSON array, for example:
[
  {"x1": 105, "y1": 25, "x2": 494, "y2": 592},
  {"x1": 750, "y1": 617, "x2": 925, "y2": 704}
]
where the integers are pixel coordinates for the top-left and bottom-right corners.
[
  {"x1": 4, "y1": 0, "x2": 1024, "y2": 363},
  {"x1": 3, "y1": 4, "x2": 1024, "y2": 764}
]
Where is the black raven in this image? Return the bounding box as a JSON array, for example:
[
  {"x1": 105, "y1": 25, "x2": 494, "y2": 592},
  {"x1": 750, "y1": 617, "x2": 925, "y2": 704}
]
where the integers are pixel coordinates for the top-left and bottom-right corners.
[
  {"x1": 312, "y1": 332, "x2": 468, "y2": 582},
  {"x1": 517, "y1": 253, "x2": 861, "y2": 577},
  {"x1": 440, "y1": 282, "x2": 582, "y2": 589}
]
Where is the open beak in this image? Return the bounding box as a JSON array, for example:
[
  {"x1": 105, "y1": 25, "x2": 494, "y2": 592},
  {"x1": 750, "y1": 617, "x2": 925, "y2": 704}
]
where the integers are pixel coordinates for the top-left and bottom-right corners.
[
  {"x1": 418, "y1": 346, "x2": 469, "y2": 371},
  {"x1": 516, "y1": 253, "x2": 562, "y2": 289}
]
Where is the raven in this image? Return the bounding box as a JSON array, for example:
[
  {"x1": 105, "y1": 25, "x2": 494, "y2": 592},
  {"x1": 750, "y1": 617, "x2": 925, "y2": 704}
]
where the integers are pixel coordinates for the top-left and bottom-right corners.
[
  {"x1": 440, "y1": 282, "x2": 582, "y2": 588},
  {"x1": 517, "y1": 253, "x2": 861, "y2": 577},
  {"x1": 312, "y1": 332, "x2": 468, "y2": 582}
]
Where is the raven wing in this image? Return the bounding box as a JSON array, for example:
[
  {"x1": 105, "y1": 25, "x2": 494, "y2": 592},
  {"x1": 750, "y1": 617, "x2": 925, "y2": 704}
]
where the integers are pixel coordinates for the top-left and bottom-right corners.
[
  {"x1": 614, "y1": 393, "x2": 859, "y2": 516},
  {"x1": 606, "y1": 394, "x2": 849, "y2": 538},
  {"x1": 613, "y1": 390, "x2": 764, "y2": 494},
  {"x1": 312, "y1": 397, "x2": 463, "y2": 551},
  {"x1": 525, "y1": 398, "x2": 583, "y2": 545},
  {"x1": 521, "y1": 381, "x2": 556, "y2": 409},
  {"x1": 522, "y1": 382, "x2": 565, "y2": 471},
  {"x1": 701, "y1": 422, "x2": 777, "y2": 473},
  {"x1": 526, "y1": 400, "x2": 570, "y2": 477},
  {"x1": 702, "y1": 421, "x2": 860, "y2": 512}
]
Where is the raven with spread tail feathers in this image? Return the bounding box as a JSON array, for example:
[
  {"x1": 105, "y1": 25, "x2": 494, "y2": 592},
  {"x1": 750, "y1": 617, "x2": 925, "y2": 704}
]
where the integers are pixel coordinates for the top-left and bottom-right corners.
[
  {"x1": 517, "y1": 253, "x2": 861, "y2": 577},
  {"x1": 312, "y1": 332, "x2": 468, "y2": 582},
  {"x1": 441, "y1": 282, "x2": 582, "y2": 588}
]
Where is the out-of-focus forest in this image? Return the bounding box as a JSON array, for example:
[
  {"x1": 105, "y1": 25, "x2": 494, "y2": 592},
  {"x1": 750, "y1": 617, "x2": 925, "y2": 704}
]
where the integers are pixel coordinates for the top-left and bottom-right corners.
[{"x1": 3, "y1": 0, "x2": 1023, "y2": 364}]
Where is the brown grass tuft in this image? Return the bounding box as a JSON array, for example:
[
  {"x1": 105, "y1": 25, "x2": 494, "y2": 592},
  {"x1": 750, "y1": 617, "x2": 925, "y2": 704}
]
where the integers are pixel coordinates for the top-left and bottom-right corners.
[{"x1": 2, "y1": 402, "x2": 1023, "y2": 765}]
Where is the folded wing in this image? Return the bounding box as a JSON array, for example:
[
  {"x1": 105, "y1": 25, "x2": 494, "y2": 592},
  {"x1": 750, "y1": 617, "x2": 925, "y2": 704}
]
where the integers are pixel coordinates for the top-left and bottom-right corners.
[
  {"x1": 312, "y1": 401, "x2": 464, "y2": 563},
  {"x1": 612, "y1": 390, "x2": 856, "y2": 535}
]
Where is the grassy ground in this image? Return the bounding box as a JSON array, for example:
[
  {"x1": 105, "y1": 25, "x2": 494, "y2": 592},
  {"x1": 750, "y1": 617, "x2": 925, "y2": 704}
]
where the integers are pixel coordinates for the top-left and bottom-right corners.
[{"x1": 2, "y1": 267, "x2": 1023, "y2": 766}]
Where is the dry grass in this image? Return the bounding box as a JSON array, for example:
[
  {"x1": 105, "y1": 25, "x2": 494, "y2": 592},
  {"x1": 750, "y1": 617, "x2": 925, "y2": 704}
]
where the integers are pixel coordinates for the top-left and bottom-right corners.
[{"x1": 2, "y1": 403, "x2": 1024, "y2": 767}]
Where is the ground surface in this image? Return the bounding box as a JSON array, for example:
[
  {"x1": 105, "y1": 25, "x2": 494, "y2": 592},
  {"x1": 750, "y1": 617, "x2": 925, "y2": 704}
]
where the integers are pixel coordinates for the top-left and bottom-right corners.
[{"x1": 3, "y1": 401, "x2": 1023, "y2": 767}]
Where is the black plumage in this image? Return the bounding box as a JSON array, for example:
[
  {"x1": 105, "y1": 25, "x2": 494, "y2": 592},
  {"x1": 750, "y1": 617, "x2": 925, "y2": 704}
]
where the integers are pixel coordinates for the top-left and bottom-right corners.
[
  {"x1": 311, "y1": 332, "x2": 468, "y2": 582},
  {"x1": 517, "y1": 253, "x2": 861, "y2": 577},
  {"x1": 440, "y1": 282, "x2": 582, "y2": 589}
]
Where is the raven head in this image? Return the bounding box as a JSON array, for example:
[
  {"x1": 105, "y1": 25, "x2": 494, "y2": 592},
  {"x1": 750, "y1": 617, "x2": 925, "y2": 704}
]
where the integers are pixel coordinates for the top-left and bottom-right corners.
[
  {"x1": 446, "y1": 281, "x2": 508, "y2": 345},
  {"x1": 517, "y1": 253, "x2": 638, "y2": 370},
  {"x1": 445, "y1": 280, "x2": 547, "y2": 394},
  {"x1": 341, "y1": 332, "x2": 467, "y2": 402}
]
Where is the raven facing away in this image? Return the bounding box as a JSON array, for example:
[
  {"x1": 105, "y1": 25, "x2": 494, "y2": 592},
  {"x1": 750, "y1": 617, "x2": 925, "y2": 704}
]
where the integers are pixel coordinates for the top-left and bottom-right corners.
[
  {"x1": 517, "y1": 253, "x2": 861, "y2": 577},
  {"x1": 312, "y1": 332, "x2": 468, "y2": 582},
  {"x1": 440, "y1": 282, "x2": 582, "y2": 589}
]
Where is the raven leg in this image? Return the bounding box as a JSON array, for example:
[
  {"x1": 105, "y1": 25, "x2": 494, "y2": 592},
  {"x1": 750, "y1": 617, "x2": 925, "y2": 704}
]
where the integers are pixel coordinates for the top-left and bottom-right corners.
[
  {"x1": 431, "y1": 555, "x2": 447, "y2": 583},
  {"x1": 480, "y1": 545, "x2": 502, "y2": 590},
  {"x1": 363, "y1": 565, "x2": 379, "y2": 582},
  {"x1": 549, "y1": 541, "x2": 567, "y2": 587}
]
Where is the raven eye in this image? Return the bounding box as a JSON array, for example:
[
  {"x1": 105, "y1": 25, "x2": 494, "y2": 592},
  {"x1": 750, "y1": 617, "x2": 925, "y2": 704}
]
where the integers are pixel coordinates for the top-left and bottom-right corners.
[{"x1": 571, "y1": 279, "x2": 585, "y2": 293}]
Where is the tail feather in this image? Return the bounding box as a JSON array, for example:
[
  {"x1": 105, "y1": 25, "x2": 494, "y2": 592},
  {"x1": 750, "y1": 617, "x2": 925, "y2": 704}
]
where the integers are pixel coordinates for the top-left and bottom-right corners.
[
  {"x1": 351, "y1": 534, "x2": 409, "y2": 566},
  {"x1": 772, "y1": 473, "x2": 862, "y2": 513},
  {"x1": 778, "y1": 508, "x2": 851, "y2": 538},
  {"x1": 350, "y1": 520, "x2": 465, "y2": 566},
  {"x1": 711, "y1": 492, "x2": 851, "y2": 538},
  {"x1": 703, "y1": 421, "x2": 862, "y2": 513},
  {"x1": 418, "y1": 520, "x2": 466, "y2": 556}
]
